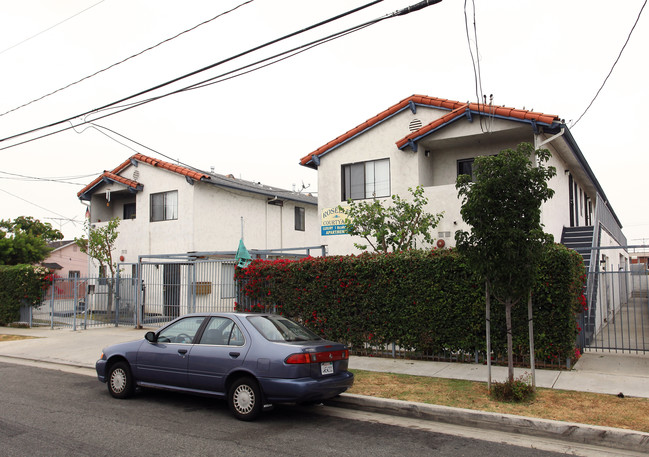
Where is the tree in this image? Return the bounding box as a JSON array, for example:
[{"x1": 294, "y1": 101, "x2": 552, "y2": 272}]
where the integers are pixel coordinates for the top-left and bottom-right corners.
[
  {"x1": 455, "y1": 143, "x2": 556, "y2": 385},
  {"x1": 75, "y1": 217, "x2": 120, "y2": 315},
  {"x1": 339, "y1": 185, "x2": 443, "y2": 253},
  {"x1": 0, "y1": 216, "x2": 63, "y2": 265}
]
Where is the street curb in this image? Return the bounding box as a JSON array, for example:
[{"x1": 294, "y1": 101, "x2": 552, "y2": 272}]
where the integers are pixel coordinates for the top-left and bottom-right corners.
[{"x1": 326, "y1": 393, "x2": 649, "y2": 454}]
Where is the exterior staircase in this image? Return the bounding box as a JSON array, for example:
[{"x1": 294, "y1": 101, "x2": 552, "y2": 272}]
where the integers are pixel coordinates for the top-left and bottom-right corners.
[{"x1": 561, "y1": 226, "x2": 597, "y2": 345}]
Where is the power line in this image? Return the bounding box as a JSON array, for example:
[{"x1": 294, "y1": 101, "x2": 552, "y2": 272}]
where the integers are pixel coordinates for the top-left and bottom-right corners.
[
  {"x1": 0, "y1": 170, "x2": 97, "y2": 185},
  {"x1": 0, "y1": 187, "x2": 81, "y2": 223},
  {"x1": 0, "y1": 0, "x2": 106, "y2": 56},
  {"x1": 0, "y1": 1, "x2": 442, "y2": 151},
  {"x1": 571, "y1": 0, "x2": 647, "y2": 128},
  {"x1": 0, "y1": 0, "x2": 255, "y2": 118},
  {"x1": 0, "y1": 13, "x2": 388, "y2": 152},
  {"x1": 0, "y1": 0, "x2": 385, "y2": 146}
]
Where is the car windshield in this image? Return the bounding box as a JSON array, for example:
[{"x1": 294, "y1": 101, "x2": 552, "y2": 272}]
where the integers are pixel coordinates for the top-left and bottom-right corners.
[{"x1": 247, "y1": 315, "x2": 322, "y2": 342}]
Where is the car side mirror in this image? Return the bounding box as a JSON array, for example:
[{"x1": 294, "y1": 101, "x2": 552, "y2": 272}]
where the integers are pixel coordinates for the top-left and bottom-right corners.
[{"x1": 145, "y1": 331, "x2": 157, "y2": 343}]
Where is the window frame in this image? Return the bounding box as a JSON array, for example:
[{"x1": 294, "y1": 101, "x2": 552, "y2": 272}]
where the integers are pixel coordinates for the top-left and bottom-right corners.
[
  {"x1": 341, "y1": 158, "x2": 390, "y2": 201},
  {"x1": 294, "y1": 206, "x2": 305, "y2": 231},
  {"x1": 150, "y1": 190, "x2": 178, "y2": 222},
  {"x1": 123, "y1": 202, "x2": 136, "y2": 220},
  {"x1": 457, "y1": 158, "x2": 475, "y2": 181}
]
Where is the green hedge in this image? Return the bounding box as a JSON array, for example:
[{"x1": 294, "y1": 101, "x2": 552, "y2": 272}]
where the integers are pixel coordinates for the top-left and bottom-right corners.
[
  {"x1": 235, "y1": 244, "x2": 585, "y2": 365},
  {"x1": 0, "y1": 265, "x2": 51, "y2": 325}
]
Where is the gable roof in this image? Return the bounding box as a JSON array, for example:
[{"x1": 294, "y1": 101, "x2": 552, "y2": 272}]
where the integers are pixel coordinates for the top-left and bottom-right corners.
[
  {"x1": 78, "y1": 154, "x2": 317, "y2": 206},
  {"x1": 299, "y1": 94, "x2": 561, "y2": 168}
]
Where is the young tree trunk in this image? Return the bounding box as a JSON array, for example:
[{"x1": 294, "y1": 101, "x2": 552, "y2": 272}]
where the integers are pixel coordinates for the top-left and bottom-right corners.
[{"x1": 505, "y1": 298, "x2": 514, "y2": 383}]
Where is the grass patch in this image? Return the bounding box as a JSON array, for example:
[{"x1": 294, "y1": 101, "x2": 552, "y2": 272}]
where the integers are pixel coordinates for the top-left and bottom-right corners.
[
  {"x1": 0, "y1": 334, "x2": 37, "y2": 342},
  {"x1": 349, "y1": 369, "x2": 649, "y2": 432}
]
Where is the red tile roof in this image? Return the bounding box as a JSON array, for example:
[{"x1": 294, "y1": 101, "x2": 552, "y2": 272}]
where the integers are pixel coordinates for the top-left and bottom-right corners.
[
  {"x1": 300, "y1": 95, "x2": 561, "y2": 167},
  {"x1": 77, "y1": 153, "x2": 210, "y2": 198},
  {"x1": 130, "y1": 153, "x2": 210, "y2": 182}
]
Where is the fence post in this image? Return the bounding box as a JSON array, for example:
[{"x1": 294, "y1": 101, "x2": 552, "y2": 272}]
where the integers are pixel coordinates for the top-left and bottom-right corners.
[
  {"x1": 73, "y1": 277, "x2": 78, "y2": 332},
  {"x1": 50, "y1": 279, "x2": 55, "y2": 329},
  {"x1": 115, "y1": 270, "x2": 121, "y2": 327}
]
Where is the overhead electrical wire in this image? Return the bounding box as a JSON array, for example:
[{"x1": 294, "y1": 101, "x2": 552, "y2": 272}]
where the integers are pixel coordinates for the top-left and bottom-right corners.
[
  {"x1": 1, "y1": 16, "x2": 386, "y2": 152},
  {"x1": 0, "y1": 0, "x2": 106, "y2": 57},
  {"x1": 0, "y1": 0, "x2": 255, "y2": 118},
  {"x1": 0, "y1": 0, "x2": 385, "y2": 147},
  {"x1": 464, "y1": 0, "x2": 490, "y2": 133},
  {"x1": 0, "y1": 169, "x2": 96, "y2": 185},
  {"x1": 571, "y1": 0, "x2": 647, "y2": 128},
  {"x1": 0, "y1": 187, "x2": 80, "y2": 223},
  {"x1": 0, "y1": 0, "x2": 442, "y2": 152}
]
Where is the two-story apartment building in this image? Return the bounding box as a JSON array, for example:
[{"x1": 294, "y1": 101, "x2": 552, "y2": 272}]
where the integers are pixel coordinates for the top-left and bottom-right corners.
[
  {"x1": 300, "y1": 94, "x2": 626, "y2": 265},
  {"x1": 78, "y1": 153, "x2": 320, "y2": 265}
]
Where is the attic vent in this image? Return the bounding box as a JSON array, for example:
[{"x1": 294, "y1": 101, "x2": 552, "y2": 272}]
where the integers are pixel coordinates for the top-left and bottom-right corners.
[
  {"x1": 133, "y1": 170, "x2": 140, "y2": 181},
  {"x1": 409, "y1": 119, "x2": 423, "y2": 132}
]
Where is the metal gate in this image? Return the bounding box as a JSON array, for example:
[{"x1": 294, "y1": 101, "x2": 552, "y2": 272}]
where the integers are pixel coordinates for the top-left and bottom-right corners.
[{"x1": 579, "y1": 264, "x2": 649, "y2": 353}]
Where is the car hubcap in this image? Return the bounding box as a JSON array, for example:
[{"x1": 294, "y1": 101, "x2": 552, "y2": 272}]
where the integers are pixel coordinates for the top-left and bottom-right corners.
[
  {"x1": 233, "y1": 385, "x2": 255, "y2": 413},
  {"x1": 111, "y1": 369, "x2": 126, "y2": 393}
]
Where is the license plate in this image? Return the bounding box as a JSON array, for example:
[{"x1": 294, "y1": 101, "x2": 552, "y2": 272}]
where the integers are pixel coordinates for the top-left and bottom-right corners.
[{"x1": 320, "y1": 361, "x2": 334, "y2": 375}]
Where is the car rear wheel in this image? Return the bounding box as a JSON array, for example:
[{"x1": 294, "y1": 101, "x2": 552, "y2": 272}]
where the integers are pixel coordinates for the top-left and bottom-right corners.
[
  {"x1": 228, "y1": 377, "x2": 262, "y2": 421},
  {"x1": 107, "y1": 361, "x2": 135, "y2": 399}
]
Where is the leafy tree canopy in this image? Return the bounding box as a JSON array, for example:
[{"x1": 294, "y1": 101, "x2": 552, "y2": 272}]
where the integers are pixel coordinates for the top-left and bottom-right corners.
[
  {"x1": 75, "y1": 217, "x2": 120, "y2": 278},
  {"x1": 339, "y1": 185, "x2": 443, "y2": 253},
  {"x1": 455, "y1": 142, "x2": 556, "y2": 383},
  {"x1": 0, "y1": 216, "x2": 63, "y2": 265},
  {"x1": 455, "y1": 143, "x2": 556, "y2": 303}
]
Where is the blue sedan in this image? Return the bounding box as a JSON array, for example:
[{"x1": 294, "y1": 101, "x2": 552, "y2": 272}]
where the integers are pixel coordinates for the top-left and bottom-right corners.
[{"x1": 96, "y1": 312, "x2": 354, "y2": 420}]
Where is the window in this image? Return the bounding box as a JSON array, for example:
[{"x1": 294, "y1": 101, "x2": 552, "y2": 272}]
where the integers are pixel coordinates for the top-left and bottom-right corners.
[
  {"x1": 341, "y1": 159, "x2": 390, "y2": 201},
  {"x1": 68, "y1": 271, "x2": 80, "y2": 278},
  {"x1": 150, "y1": 191, "x2": 178, "y2": 221},
  {"x1": 123, "y1": 202, "x2": 136, "y2": 220},
  {"x1": 295, "y1": 206, "x2": 305, "y2": 231},
  {"x1": 457, "y1": 158, "x2": 475, "y2": 180},
  {"x1": 199, "y1": 317, "x2": 245, "y2": 346},
  {"x1": 157, "y1": 317, "x2": 206, "y2": 344}
]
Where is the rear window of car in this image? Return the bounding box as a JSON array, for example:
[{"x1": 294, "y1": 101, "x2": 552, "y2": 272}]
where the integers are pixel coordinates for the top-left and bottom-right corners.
[{"x1": 247, "y1": 316, "x2": 322, "y2": 342}]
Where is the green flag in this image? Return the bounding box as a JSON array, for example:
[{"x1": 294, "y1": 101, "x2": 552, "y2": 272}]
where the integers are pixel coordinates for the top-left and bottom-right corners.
[{"x1": 235, "y1": 239, "x2": 251, "y2": 268}]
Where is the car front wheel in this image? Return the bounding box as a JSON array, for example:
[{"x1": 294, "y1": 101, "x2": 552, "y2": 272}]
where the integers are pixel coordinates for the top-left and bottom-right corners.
[
  {"x1": 107, "y1": 361, "x2": 135, "y2": 399},
  {"x1": 228, "y1": 377, "x2": 262, "y2": 421}
]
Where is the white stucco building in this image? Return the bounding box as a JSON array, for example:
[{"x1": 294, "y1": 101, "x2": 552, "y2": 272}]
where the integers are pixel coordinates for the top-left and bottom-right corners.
[
  {"x1": 78, "y1": 153, "x2": 320, "y2": 266},
  {"x1": 299, "y1": 94, "x2": 627, "y2": 271}
]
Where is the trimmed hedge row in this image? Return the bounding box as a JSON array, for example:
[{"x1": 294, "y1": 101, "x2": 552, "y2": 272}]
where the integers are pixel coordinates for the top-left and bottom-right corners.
[
  {"x1": 235, "y1": 244, "x2": 586, "y2": 365},
  {"x1": 0, "y1": 265, "x2": 51, "y2": 325}
]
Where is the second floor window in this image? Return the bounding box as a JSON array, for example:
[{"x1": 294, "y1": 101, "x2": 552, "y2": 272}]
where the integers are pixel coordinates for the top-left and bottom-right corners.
[
  {"x1": 123, "y1": 203, "x2": 136, "y2": 220},
  {"x1": 295, "y1": 206, "x2": 305, "y2": 231},
  {"x1": 150, "y1": 190, "x2": 178, "y2": 222},
  {"x1": 457, "y1": 158, "x2": 475, "y2": 181},
  {"x1": 341, "y1": 158, "x2": 390, "y2": 201}
]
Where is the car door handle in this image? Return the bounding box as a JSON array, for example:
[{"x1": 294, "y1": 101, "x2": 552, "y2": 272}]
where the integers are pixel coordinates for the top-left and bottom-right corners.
[
  {"x1": 229, "y1": 352, "x2": 240, "y2": 358},
  {"x1": 178, "y1": 349, "x2": 188, "y2": 355}
]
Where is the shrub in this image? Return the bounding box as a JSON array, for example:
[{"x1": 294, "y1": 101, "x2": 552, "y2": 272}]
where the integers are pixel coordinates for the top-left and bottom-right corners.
[
  {"x1": 235, "y1": 244, "x2": 585, "y2": 365},
  {"x1": 0, "y1": 264, "x2": 51, "y2": 325},
  {"x1": 490, "y1": 374, "x2": 536, "y2": 402}
]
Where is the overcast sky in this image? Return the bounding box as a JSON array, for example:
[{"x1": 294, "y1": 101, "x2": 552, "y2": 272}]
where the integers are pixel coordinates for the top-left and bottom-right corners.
[{"x1": 1, "y1": 0, "x2": 647, "y2": 243}]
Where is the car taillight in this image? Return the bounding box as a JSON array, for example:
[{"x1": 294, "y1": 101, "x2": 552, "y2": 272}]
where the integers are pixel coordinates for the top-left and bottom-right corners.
[{"x1": 285, "y1": 350, "x2": 348, "y2": 364}]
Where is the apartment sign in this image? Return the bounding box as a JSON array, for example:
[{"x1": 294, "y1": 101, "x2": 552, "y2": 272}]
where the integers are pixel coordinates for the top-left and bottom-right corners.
[{"x1": 321, "y1": 206, "x2": 348, "y2": 236}]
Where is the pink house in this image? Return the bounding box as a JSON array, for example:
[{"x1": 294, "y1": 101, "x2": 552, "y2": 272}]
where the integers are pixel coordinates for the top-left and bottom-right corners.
[{"x1": 43, "y1": 240, "x2": 89, "y2": 278}]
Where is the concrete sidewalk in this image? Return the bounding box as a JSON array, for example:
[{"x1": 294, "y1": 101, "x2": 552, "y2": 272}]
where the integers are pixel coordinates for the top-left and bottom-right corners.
[
  {"x1": 1, "y1": 325, "x2": 648, "y2": 453},
  {"x1": 1, "y1": 325, "x2": 648, "y2": 398}
]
